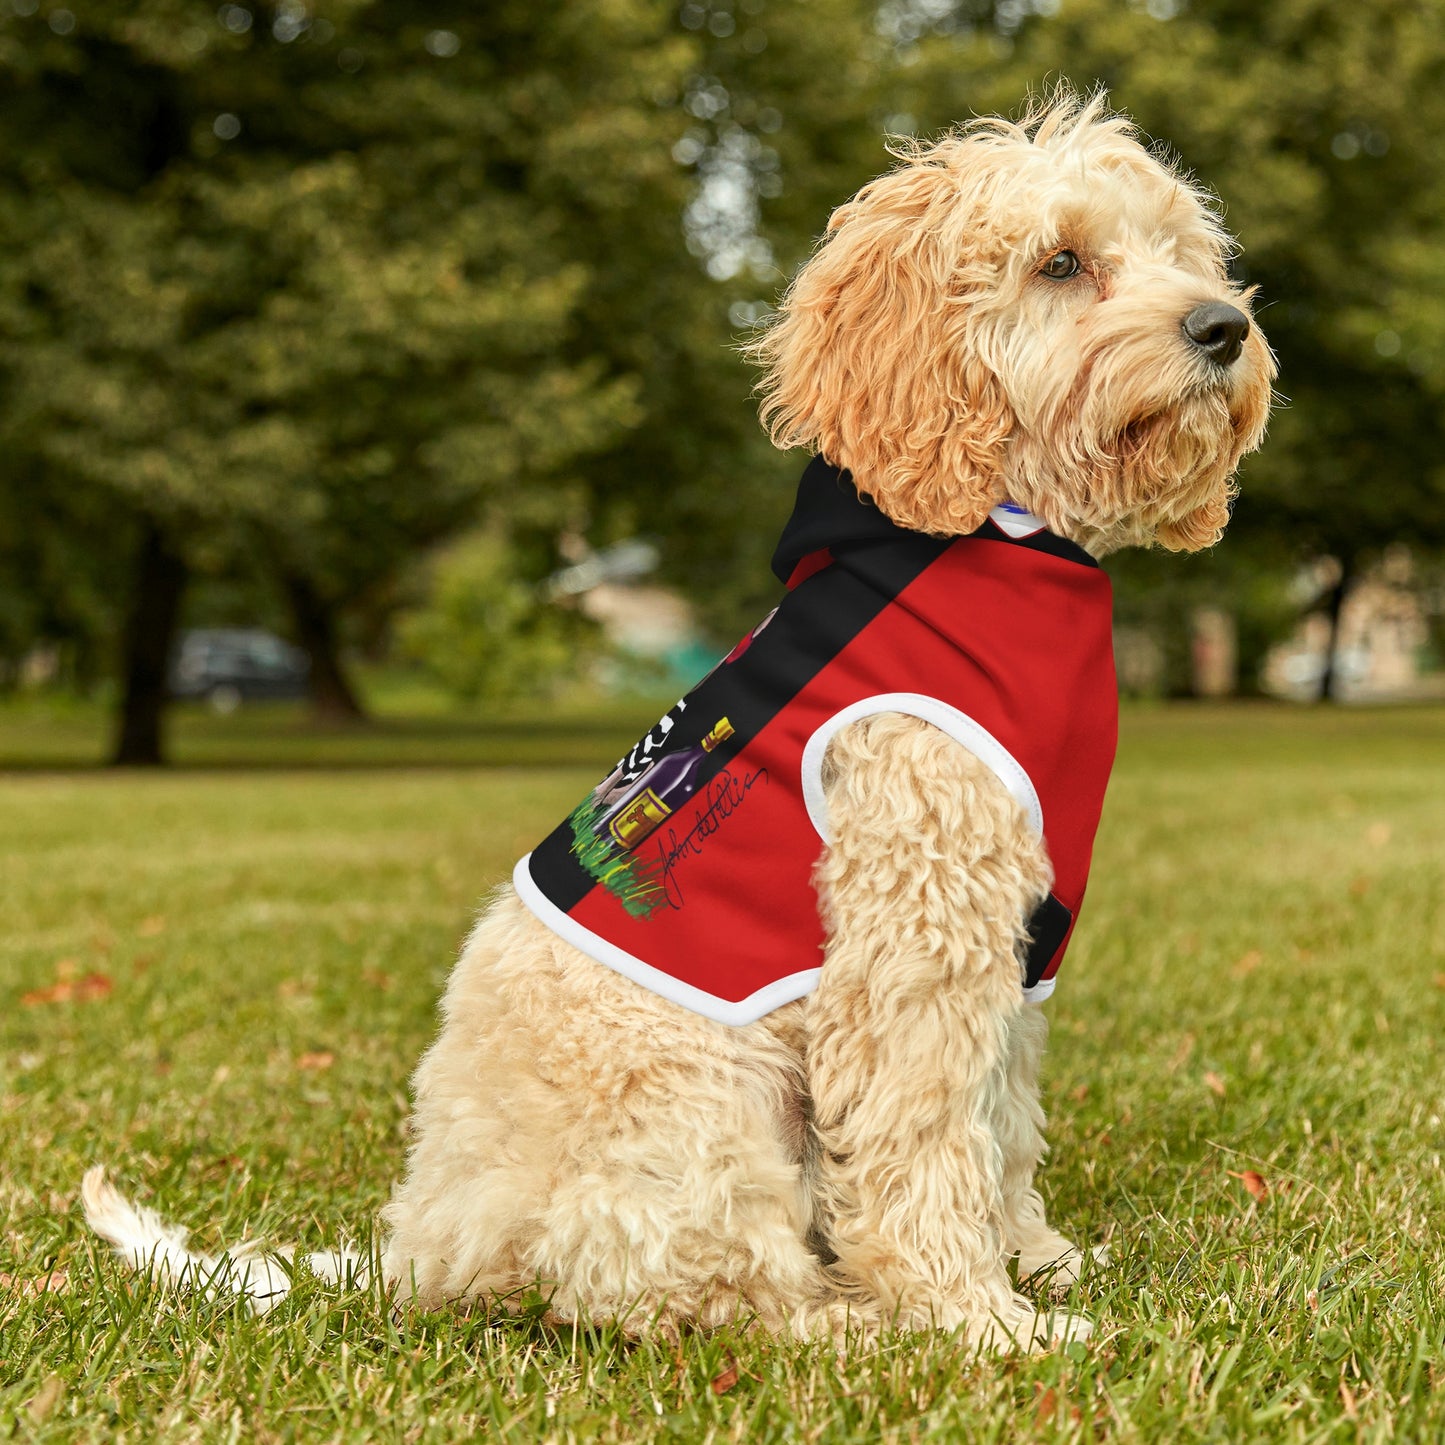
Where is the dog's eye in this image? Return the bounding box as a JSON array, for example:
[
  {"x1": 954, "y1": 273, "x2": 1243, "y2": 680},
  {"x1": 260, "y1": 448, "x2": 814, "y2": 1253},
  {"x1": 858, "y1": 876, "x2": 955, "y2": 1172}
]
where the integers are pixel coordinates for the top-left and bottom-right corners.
[{"x1": 1040, "y1": 250, "x2": 1081, "y2": 280}]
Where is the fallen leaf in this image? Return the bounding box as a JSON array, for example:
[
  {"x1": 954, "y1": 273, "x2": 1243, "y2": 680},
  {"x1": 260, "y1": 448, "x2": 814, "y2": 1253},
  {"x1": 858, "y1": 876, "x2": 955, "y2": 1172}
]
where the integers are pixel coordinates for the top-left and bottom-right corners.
[
  {"x1": 710, "y1": 1359, "x2": 739, "y2": 1395},
  {"x1": 1070, "y1": 1084, "x2": 1089, "y2": 1103},
  {"x1": 1228, "y1": 1169, "x2": 1268, "y2": 1201},
  {"x1": 21, "y1": 972, "x2": 112, "y2": 1007},
  {"x1": 296, "y1": 1051, "x2": 335, "y2": 1072},
  {"x1": 21, "y1": 982, "x2": 70, "y2": 1006},
  {"x1": 0, "y1": 1268, "x2": 69, "y2": 1298},
  {"x1": 1232, "y1": 950, "x2": 1263, "y2": 977},
  {"x1": 1433, "y1": 973, "x2": 1445, "y2": 990},
  {"x1": 1204, "y1": 1071, "x2": 1227, "y2": 1098},
  {"x1": 138, "y1": 915, "x2": 167, "y2": 937},
  {"x1": 1034, "y1": 1386, "x2": 1058, "y2": 1426}
]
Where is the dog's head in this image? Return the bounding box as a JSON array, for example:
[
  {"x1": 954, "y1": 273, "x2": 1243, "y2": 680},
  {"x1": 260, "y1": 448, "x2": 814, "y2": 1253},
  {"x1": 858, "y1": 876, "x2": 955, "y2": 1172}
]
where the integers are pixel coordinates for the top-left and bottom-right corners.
[{"x1": 750, "y1": 89, "x2": 1275, "y2": 553}]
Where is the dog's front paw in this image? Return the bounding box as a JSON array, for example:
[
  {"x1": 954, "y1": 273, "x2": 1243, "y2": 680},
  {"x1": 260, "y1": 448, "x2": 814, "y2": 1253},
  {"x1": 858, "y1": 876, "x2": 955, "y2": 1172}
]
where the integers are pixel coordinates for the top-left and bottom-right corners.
[
  {"x1": 1018, "y1": 1239, "x2": 1110, "y2": 1294},
  {"x1": 970, "y1": 1296, "x2": 1093, "y2": 1353}
]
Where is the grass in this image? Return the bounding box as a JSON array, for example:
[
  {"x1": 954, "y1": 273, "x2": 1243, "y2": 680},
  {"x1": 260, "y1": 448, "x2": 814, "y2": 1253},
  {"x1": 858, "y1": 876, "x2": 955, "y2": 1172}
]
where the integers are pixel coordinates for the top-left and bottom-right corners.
[
  {"x1": 1, "y1": 700, "x2": 1443, "y2": 1442},
  {"x1": 0, "y1": 684, "x2": 680, "y2": 772}
]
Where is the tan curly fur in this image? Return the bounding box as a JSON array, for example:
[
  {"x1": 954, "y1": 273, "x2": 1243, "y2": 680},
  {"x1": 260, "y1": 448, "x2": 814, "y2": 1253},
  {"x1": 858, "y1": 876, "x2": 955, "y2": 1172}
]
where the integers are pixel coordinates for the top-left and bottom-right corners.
[
  {"x1": 748, "y1": 89, "x2": 1273, "y2": 553},
  {"x1": 84, "y1": 88, "x2": 1273, "y2": 1354}
]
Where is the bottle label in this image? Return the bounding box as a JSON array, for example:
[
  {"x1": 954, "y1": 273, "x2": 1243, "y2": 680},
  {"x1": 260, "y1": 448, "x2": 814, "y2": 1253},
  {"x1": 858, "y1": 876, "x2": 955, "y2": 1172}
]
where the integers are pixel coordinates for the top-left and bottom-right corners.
[{"x1": 608, "y1": 788, "x2": 672, "y2": 849}]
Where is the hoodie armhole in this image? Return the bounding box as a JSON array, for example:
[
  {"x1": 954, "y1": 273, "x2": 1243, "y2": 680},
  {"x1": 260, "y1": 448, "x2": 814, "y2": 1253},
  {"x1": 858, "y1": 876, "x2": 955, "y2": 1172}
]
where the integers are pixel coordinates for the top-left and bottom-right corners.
[{"x1": 799, "y1": 692, "x2": 1043, "y2": 843}]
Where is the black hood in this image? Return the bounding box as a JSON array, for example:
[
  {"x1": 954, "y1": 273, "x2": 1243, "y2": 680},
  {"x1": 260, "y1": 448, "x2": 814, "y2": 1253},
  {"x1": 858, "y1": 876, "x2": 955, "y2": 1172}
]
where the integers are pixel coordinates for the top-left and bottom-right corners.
[
  {"x1": 771, "y1": 456, "x2": 1096, "y2": 583},
  {"x1": 770, "y1": 457, "x2": 912, "y2": 584}
]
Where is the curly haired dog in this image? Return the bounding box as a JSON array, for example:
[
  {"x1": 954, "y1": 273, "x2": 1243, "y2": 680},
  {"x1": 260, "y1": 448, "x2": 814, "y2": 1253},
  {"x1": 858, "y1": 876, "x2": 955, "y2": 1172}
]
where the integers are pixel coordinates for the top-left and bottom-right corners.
[{"x1": 85, "y1": 91, "x2": 1273, "y2": 1351}]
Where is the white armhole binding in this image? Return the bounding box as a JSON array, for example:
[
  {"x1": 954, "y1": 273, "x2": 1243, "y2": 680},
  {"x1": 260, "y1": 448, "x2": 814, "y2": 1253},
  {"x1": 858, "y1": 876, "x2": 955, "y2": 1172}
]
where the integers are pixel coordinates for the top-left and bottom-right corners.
[
  {"x1": 800, "y1": 692, "x2": 1043, "y2": 842},
  {"x1": 802, "y1": 694, "x2": 1053, "y2": 1003}
]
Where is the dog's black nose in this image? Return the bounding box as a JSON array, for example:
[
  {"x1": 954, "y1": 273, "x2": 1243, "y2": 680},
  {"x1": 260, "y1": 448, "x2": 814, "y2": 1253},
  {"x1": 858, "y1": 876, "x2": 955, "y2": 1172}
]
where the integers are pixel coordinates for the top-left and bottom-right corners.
[{"x1": 1182, "y1": 302, "x2": 1250, "y2": 367}]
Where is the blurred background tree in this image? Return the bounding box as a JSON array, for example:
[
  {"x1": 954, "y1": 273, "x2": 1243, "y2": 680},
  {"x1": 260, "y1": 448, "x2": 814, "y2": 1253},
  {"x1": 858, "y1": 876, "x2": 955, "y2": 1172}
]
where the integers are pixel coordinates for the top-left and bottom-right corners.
[
  {"x1": 0, "y1": 0, "x2": 691, "y2": 758},
  {"x1": 396, "y1": 528, "x2": 594, "y2": 704},
  {"x1": 895, "y1": 0, "x2": 1445, "y2": 693},
  {"x1": 2, "y1": 0, "x2": 1444, "y2": 760}
]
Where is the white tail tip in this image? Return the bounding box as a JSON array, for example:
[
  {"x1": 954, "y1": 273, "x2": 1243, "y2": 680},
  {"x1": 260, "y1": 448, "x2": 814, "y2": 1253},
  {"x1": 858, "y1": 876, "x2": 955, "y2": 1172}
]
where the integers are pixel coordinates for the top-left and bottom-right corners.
[{"x1": 81, "y1": 1166, "x2": 368, "y2": 1315}]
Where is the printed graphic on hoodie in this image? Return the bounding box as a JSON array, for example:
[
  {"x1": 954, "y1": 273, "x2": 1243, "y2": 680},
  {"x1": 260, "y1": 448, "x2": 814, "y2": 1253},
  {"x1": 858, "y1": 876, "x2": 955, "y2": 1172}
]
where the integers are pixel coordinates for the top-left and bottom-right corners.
[{"x1": 565, "y1": 706, "x2": 740, "y2": 918}]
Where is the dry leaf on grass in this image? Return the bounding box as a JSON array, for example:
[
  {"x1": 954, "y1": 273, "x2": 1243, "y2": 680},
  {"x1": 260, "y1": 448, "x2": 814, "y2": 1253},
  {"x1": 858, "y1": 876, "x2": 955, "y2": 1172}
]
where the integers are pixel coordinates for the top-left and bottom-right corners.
[
  {"x1": 21, "y1": 973, "x2": 113, "y2": 1007},
  {"x1": 1034, "y1": 1386, "x2": 1058, "y2": 1425},
  {"x1": 1228, "y1": 1169, "x2": 1269, "y2": 1201},
  {"x1": 710, "y1": 1359, "x2": 739, "y2": 1395},
  {"x1": 0, "y1": 1268, "x2": 69, "y2": 1298},
  {"x1": 295, "y1": 1051, "x2": 335, "y2": 1071},
  {"x1": 1232, "y1": 950, "x2": 1263, "y2": 977},
  {"x1": 1203, "y1": 1071, "x2": 1227, "y2": 1098}
]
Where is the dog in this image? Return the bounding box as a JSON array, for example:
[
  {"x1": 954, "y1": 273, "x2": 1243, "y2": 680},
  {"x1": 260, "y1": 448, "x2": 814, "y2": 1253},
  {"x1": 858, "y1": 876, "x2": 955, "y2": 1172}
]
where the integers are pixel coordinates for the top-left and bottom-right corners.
[{"x1": 85, "y1": 89, "x2": 1273, "y2": 1351}]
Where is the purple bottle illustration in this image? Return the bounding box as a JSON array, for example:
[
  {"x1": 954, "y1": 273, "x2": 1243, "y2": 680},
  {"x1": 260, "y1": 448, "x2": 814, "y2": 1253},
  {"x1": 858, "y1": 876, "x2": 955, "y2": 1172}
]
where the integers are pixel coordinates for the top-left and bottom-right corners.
[{"x1": 594, "y1": 717, "x2": 735, "y2": 850}]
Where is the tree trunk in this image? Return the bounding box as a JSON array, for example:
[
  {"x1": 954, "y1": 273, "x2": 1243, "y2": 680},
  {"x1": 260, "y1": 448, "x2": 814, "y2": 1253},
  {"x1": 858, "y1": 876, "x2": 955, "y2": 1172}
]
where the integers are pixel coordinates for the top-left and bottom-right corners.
[
  {"x1": 111, "y1": 522, "x2": 187, "y2": 766},
  {"x1": 283, "y1": 572, "x2": 366, "y2": 724},
  {"x1": 1317, "y1": 554, "x2": 1355, "y2": 703}
]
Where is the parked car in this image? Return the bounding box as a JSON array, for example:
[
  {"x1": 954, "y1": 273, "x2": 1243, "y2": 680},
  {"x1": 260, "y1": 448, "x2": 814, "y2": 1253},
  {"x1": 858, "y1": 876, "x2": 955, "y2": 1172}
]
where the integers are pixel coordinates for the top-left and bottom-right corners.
[{"x1": 169, "y1": 629, "x2": 310, "y2": 712}]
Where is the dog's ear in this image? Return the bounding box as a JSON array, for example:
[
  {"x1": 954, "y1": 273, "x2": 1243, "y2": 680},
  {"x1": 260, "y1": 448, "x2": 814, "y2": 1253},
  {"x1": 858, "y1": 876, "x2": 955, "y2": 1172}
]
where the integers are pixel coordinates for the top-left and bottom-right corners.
[{"x1": 749, "y1": 152, "x2": 1012, "y2": 537}]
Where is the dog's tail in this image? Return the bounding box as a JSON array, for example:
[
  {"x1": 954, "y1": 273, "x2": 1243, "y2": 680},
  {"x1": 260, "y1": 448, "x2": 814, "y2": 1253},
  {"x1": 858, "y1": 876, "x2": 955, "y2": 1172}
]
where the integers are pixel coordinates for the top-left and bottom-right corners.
[{"x1": 81, "y1": 1165, "x2": 368, "y2": 1315}]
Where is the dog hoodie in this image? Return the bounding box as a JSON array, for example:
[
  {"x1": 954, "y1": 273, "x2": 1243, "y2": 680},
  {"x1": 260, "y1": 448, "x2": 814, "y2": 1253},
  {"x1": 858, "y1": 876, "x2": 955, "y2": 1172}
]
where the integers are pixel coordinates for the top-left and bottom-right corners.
[{"x1": 514, "y1": 456, "x2": 1118, "y2": 1026}]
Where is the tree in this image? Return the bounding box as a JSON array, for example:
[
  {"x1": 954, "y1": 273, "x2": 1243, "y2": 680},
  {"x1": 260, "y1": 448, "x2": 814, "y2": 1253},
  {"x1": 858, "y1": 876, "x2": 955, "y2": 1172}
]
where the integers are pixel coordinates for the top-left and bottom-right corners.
[
  {"x1": 891, "y1": 0, "x2": 1445, "y2": 694},
  {"x1": 0, "y1": 1, "x2": 694, "y2": 758}
]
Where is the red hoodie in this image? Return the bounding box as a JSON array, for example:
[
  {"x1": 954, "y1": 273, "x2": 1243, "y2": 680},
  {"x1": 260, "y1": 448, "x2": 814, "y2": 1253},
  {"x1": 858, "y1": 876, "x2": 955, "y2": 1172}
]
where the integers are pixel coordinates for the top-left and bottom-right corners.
[{"x1": 514, "y1": 457, "x2": 1118, "y2": 1026}]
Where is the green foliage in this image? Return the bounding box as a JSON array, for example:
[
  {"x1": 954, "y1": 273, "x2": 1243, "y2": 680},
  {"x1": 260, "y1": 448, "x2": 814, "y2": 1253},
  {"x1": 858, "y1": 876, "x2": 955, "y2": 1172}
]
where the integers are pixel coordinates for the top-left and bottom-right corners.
[
  {"x1": 5, "y1": 0, "x2": 1445, "y2": 698},
  {"x1": 897, "y1": 0, "x2": 1445, "y2": 569},
  {"x1": 0, "y1": 0, "x2": 701, "y2": 682},
  {"x1": 396, "y1": 531, "x2": 592, "y2": 704}
]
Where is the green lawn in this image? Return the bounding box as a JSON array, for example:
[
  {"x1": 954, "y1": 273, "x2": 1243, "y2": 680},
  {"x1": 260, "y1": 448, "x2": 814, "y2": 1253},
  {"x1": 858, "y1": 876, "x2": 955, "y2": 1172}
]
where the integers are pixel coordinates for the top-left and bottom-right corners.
[{"x1": 2, "y1": 703, "x2": 1443, "y2": 1442}]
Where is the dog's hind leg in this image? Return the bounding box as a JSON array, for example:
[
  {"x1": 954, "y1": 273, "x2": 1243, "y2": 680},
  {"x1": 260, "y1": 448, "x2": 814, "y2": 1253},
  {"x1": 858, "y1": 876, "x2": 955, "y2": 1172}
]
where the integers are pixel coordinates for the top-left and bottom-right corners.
[
  {"x1": 805, "y1": 713, "x2": 1090, "y2": 1350},
  {"x1": 383, "y1": 895, "x2": 834, "y2": 1339}
]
